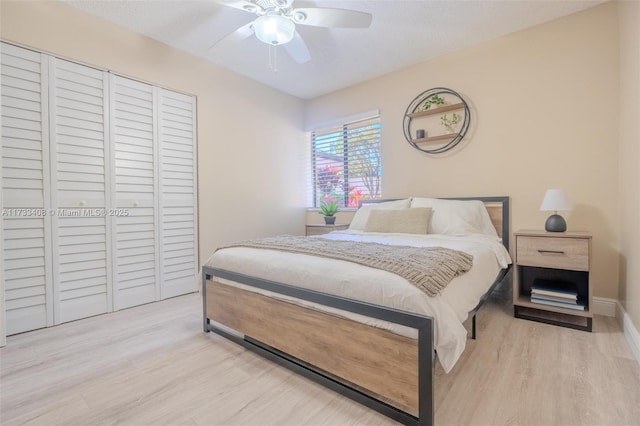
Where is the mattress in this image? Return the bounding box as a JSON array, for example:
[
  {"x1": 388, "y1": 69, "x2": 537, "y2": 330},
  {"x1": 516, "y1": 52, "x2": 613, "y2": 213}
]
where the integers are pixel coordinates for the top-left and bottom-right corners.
[{"x1": 205, "y1": 230, "x2": 511, "y2": 373}]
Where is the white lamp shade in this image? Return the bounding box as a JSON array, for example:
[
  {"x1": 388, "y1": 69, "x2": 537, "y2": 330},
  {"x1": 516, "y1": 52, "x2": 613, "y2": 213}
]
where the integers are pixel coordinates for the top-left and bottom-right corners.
[
  {"x1": 540, "y1": 189, "x2": 572, "y2": 212},
  {"x1": 253, "y1": 15, "x2": 295, "y2": 45}
]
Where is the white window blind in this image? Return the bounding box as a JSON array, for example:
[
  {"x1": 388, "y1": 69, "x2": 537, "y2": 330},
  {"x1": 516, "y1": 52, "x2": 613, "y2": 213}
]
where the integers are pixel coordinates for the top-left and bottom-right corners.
[{"x1": 309, "y1": 115, "x2": 381, "y2": 208}]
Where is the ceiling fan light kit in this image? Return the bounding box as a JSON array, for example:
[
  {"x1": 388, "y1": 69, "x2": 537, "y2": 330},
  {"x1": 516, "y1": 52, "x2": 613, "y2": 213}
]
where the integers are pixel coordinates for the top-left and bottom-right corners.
[{"x1": 253, "y1": 14, "x2": 295, "y2": 45}]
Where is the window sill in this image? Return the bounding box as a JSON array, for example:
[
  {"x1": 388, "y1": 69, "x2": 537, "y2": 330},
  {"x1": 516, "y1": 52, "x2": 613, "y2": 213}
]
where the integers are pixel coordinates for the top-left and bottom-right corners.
[{"x1": 307, "y1": 208, "x2": 358, "y2": 213}]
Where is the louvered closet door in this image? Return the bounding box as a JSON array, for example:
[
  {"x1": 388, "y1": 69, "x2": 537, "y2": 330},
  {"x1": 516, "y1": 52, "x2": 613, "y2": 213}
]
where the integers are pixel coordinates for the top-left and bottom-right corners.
[
  {"x1": 1, "y1": 43, "x2": 53, "y2": 334},
  {"x1": 158, "y1": 89, "x2": 198, "y2": 299},
  {"x1": 110, "y1": 75, "x2": 159, "y2": 310},
  {"x1": 49, "y1": 58, "x2": 112, "y2": 324}
]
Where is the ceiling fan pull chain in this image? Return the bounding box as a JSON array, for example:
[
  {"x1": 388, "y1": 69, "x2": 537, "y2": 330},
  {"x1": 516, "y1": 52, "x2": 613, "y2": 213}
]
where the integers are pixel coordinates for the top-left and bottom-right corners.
[{"x1": 268, "y1": 44, "x2": 278, "y2": 73}]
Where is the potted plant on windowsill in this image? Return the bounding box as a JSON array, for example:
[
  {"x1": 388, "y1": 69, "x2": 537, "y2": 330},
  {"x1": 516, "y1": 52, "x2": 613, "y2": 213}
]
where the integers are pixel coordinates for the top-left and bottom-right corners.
[{"x1": 319, "y1": 199, "x2": 339, "y2": 225}]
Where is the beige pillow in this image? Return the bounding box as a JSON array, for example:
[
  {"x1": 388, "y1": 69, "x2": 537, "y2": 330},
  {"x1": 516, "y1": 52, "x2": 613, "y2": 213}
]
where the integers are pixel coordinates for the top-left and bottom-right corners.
[
  {"x1": 349, "y1": 199, "x2": 412, "y2": 231},
  {"x1": 364, "y1": 207, "x2": 432, "y2": 234}
]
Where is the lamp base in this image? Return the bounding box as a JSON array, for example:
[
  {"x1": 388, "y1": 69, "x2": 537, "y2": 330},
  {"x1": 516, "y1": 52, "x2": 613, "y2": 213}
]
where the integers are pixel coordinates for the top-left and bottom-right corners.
[{"x1": 545, "y1": 214, "x2": 567, "y2": 232}]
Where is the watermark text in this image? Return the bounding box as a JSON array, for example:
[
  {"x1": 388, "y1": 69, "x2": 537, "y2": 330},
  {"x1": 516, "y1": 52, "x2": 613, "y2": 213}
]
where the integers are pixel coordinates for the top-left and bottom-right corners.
[{"x1": 2, "y1": 208, "x2": 130, "y2": 217}]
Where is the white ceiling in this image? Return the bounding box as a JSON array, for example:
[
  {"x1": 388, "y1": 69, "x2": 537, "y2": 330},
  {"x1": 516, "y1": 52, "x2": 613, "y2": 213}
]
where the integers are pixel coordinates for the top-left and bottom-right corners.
[{"x1": 65, "y1": 0, "x2": 606, "y2": 99}]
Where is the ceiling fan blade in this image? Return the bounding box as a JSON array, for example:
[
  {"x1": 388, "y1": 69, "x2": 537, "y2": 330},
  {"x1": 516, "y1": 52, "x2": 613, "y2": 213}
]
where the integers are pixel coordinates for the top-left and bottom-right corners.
[
  {"x1": 208, "y1": 21, "x2": 255, "y2": 51},
  {"x1": 292, "y1": 7, "x2": 372, "y2": 28},
  {"x1": 283, "y1": 31, "x2": 311, "y2": 64},
  {"x1": 213, "y1": 0, "x2": 261, "y2": 14}
]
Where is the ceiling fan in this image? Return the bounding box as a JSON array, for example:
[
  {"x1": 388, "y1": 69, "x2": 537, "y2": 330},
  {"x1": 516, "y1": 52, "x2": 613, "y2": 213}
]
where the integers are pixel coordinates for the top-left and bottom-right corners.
[{"x1": 212, "y1": 0, "x2": 373, "y2": 64}]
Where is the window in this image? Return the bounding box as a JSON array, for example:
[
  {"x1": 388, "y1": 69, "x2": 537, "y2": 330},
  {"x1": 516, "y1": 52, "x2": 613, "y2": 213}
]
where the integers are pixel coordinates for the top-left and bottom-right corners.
[{"x1": 309, "y1": 114, "x2": 381, "y2": 208}]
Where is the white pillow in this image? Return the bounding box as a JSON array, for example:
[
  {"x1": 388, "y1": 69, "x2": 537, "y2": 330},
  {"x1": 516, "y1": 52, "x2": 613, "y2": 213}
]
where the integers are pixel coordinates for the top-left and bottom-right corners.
[
  {"x1": 349, "y1": 199, "x2": 411, "y2": 231},
  {"x1": 364, "y1": 207, "x2": 432, "y2": 234},
  {"x1": 410, "y1": 197, "x2": 498, "y2": 237}
]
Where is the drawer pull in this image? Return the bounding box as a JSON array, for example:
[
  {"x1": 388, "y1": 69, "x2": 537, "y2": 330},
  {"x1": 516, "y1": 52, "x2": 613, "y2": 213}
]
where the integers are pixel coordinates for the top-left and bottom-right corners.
[{"x1": 538, "y1": 249, "x2": 565, "y2": 255}]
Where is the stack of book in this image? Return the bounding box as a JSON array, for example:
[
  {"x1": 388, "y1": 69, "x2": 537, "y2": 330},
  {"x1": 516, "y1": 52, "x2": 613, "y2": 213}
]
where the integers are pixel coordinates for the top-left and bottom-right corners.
[{"x1": 530, "y1": 280, "x2": 585, "y2": 311}]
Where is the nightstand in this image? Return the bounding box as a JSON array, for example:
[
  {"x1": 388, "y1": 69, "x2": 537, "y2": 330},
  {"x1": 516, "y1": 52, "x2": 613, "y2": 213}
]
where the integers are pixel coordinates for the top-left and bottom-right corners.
[
  {"x1": 305, "y1": 224, "x2": 349, "y2": 236},
  {"x1": 513, "y1": 230, "x2": 592, "y2": 332}
]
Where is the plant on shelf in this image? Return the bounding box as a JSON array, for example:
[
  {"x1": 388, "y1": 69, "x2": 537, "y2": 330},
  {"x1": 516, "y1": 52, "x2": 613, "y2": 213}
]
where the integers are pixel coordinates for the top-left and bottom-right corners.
[
  {"x1": 440, "y1": 112, "x2": 461, "y2": 133},
  {"x1": 421, "y1": 94, "x2": 446, "y2": 111},
  {"x1": 319, "y1": 198, "x2": 339, "y2": 225}
]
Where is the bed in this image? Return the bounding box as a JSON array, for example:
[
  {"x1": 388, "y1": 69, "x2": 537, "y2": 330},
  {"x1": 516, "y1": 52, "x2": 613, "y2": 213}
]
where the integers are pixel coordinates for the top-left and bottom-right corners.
[{"x1": 202, "y1": 196, "x2": 511, "y2": 425}]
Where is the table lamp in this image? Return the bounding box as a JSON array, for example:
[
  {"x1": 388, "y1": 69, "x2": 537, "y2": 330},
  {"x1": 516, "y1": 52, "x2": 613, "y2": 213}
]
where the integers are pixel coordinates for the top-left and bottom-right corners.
[{"x1": 540, "y1": 189, "x2": 572, "y2": 232}]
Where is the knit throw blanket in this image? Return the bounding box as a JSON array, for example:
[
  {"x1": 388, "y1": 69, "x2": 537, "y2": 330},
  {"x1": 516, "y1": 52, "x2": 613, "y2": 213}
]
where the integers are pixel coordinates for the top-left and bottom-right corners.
[{"x1": 222, "y1": 235, "x2": 473, "y2": 297}]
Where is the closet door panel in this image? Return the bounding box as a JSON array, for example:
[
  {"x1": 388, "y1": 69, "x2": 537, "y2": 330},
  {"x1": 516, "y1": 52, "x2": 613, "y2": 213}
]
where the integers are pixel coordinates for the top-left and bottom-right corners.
[
  {"x1": 1, "y1": 44, "x2": 48, "y2": 208},
  {"x1": 1, "y1": 43, "x2": 53, "y2": 334},
  {"x1": 49, "y1": 58, "x2": 111, "y2": 323},
  {"x1": 111, "y1": 75, "x2": 158, "y2": 309},
  {"x1": 3, "y1": 217, "x2": 49, "y2": 334},
  {"x1": 51, "y1": 59, "x2": 107, "y2": 208},
  {"x1": 158, "y1": 89, "x2": 197, "y2": 299},
  {"x1": 55, "y1": 206, "x2": 109, "y2": 325}
]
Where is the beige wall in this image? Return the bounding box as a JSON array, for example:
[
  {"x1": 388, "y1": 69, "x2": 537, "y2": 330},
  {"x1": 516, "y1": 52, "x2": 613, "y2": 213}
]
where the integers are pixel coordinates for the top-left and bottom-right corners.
[
  {"x1": 617, "y1": 0, "x2": 640, "y2": 330},
  {"x1": 0, "y1": 1, "x2": 307, "y2": 266},
  {"x1": 305, "y1": 3, "x2": 621, "y2": 299}
]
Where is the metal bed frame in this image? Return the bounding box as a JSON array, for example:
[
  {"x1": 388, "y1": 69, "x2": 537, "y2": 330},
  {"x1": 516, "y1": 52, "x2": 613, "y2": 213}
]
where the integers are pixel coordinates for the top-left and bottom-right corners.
[{"x1": 202, "y1": 196, "x2": 510, "y2": 425}]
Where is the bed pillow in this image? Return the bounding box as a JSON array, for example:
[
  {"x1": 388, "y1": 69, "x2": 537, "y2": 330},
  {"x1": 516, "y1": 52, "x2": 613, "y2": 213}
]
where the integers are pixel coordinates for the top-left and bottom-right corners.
[
  {"x1": 349, "y1": 198, "x2": 411, "y2": 231},
  {"x1": 410, "y1": 197, "x2": 498, "y2": 237},
  {"x1": 364, "y1": 207, "x2": 432, "y2": 234}
]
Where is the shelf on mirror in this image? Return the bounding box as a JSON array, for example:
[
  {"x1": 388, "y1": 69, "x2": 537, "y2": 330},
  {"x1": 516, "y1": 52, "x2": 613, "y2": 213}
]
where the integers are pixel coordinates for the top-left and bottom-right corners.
[
  {"x1": 411, "y1": 133, "x2": 459, "y2": 144},
  {"x1": 406, "y1": 102, "x2": 465, "y2": 118}
]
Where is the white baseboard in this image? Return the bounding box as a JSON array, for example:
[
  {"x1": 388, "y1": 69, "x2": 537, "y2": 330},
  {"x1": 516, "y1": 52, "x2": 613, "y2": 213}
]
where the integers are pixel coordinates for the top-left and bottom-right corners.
[
  {"x1": 592, "y1": 297, "x2": 617, "y2": 317},
  {"x1": 616, "y1": 301, "x2": 640, "y2": 365}
]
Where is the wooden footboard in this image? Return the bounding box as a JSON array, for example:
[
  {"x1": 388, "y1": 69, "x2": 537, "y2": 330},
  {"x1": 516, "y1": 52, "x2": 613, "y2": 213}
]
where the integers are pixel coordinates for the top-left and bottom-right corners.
[
  {"x1": 207, "y1": 279, "x2": 419, "y2": 413},
  {"x1": 203, "y1": 267, "x2": 434, "y2": 425}
]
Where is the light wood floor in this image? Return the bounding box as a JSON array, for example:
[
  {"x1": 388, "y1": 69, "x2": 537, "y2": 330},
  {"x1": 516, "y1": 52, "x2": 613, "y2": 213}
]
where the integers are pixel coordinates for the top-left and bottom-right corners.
[{"x1": 1, "y1": 282, "x2": 639, "y2": 426}]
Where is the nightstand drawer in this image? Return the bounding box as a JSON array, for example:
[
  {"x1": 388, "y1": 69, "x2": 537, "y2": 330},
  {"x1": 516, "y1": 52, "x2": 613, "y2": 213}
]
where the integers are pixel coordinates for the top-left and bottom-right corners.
[
  {"x1": 306, "y1": 224, "x2": 349, "y2": 236},
  {"x1": 516, "y1": 236, "x2": 589, "y2": 271}
]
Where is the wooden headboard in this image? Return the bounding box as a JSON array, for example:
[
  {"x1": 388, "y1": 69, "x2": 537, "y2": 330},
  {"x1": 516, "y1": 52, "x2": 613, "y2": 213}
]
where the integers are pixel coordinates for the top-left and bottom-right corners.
[{"x1": 360, "y1": 196, "x2": 510, "y2": 251}]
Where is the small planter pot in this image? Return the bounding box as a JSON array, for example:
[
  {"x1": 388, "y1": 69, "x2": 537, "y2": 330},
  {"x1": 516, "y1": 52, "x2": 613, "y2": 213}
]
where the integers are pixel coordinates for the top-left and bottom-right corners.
[{"x1": 324, "y1": 216, "x2": 336, "y2": 225}]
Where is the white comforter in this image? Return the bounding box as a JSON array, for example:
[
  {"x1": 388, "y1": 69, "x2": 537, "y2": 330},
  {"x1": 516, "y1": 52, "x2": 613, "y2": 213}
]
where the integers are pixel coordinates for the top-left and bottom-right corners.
[{"x1": 206, "y1": 230, "x2": 511, "y2": 373}]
